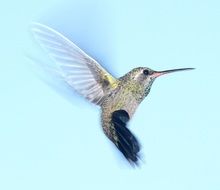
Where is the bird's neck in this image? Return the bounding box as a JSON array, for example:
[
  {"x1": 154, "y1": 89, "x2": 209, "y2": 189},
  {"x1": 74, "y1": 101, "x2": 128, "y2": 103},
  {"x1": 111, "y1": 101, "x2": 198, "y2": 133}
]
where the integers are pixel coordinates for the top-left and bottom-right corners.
[{"x1": 144, "y1": 86, "x2": 152, "y2": 98}]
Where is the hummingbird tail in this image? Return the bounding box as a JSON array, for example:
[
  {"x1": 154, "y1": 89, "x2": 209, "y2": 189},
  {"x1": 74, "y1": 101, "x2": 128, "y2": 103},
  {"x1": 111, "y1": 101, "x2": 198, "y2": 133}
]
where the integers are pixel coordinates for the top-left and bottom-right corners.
[{"x1": 112, "y1": 110, "x2": 141, "y2": 165}]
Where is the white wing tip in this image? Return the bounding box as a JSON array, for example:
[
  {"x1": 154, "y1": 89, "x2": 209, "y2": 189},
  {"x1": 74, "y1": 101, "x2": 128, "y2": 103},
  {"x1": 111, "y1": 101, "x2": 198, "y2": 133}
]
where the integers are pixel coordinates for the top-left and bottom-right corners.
[
  {"x1": 30, "y1": 22, "x2": 47, "y2": 29},
  {"x1": 30, "y1": 22, "x2": 56, "y2": 35}
]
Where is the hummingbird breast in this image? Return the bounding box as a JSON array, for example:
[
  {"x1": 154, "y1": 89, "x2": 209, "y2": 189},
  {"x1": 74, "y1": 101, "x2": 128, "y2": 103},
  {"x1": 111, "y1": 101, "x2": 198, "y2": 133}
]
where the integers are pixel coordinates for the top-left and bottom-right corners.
[
  {"x1": 100, "y1": 82, "x2": 142, "y2": 163},
  {"x1": 100, "y1": 81, "x2": 143, "y2": 139}
]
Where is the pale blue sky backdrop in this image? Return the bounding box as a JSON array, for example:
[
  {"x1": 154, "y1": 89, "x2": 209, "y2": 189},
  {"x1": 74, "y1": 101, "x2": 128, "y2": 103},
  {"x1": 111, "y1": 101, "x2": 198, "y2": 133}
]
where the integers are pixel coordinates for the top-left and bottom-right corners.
[{"x1": 0, "y1": 0, "x2": 220, "y2": 190}]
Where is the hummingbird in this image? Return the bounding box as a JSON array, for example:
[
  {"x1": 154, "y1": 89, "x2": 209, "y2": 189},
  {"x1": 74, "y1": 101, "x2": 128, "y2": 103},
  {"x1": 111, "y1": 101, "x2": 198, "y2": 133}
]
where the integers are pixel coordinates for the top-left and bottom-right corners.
[{"x1": 31, "y1": 23, "x2": 194, "y2": 165}]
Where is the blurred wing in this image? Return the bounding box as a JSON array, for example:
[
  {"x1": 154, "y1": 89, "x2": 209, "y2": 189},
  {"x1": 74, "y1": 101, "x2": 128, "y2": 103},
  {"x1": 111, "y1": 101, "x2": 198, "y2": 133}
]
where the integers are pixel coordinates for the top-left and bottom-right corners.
[{"x1": 31, "y1": 23, "x2": 117, "y2": 105}]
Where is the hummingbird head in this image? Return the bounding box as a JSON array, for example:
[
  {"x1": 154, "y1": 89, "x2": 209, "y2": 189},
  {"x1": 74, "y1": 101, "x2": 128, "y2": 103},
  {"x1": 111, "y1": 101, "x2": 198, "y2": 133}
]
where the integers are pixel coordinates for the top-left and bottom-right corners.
[{"x1": 125, "y1": 67, "x2": 195, "y2": 97}]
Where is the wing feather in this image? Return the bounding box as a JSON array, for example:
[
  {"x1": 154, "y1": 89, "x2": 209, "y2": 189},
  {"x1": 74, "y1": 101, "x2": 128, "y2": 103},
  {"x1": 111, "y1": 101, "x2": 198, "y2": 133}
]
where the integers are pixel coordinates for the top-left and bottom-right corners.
[{"x1": 31, "y1": 23, "x2": 117, "y2": 105}]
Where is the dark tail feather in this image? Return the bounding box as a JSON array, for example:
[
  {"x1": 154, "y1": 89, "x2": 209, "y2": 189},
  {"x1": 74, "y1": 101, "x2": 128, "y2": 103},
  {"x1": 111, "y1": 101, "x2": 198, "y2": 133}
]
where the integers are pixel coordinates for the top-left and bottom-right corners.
[{"x1": 112, "y1": 110, "x2": 141, "y2": 164}]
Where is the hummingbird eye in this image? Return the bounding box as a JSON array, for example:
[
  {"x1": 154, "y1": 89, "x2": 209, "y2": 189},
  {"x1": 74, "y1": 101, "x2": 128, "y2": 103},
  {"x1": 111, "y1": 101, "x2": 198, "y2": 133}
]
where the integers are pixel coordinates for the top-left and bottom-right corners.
[{"x1": 143, "y1": 69, "x2": 149, "y2": 76}]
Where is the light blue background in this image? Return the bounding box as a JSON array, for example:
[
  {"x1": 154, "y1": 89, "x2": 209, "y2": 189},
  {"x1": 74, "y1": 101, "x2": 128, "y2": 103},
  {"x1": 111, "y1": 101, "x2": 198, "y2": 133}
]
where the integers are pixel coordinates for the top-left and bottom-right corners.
[{"x1": 0, "y1": 0, "x2": 220, "y2": 189}]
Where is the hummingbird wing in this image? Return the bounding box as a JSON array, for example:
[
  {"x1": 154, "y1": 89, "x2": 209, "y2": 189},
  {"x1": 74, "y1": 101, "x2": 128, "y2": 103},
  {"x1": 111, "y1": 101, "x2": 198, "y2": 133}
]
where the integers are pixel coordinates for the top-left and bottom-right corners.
[
  {"x1": 31, "y1": 23, "x2": 117, "y2": 105},
  {"x1": 111, "y1": 110, "x2": 141, "y2": 164}
]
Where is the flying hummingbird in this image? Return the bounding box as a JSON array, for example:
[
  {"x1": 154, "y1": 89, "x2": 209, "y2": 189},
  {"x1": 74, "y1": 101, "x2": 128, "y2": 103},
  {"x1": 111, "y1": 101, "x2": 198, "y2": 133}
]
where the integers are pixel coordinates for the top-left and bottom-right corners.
[{"x1": 31, "y1": 23, "x2": 194, "y2": 165}]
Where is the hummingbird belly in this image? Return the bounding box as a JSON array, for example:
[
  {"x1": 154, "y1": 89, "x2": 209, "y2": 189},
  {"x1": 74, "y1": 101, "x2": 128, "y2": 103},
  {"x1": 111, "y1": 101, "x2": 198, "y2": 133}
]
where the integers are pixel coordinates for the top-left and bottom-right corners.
[
  {"x1": 100, "y1": 90, "x2": 141, "y2": 163},
  {"x1": 101, "y1": 88, "x2": 139, "y2": 136}
]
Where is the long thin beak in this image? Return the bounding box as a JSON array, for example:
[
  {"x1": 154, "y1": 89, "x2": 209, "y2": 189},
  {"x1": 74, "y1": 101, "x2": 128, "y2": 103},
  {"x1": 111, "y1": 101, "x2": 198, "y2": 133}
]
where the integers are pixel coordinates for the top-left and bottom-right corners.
[{"x1": 152, "y1": 68, "x2": 195, "y2": 77}]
